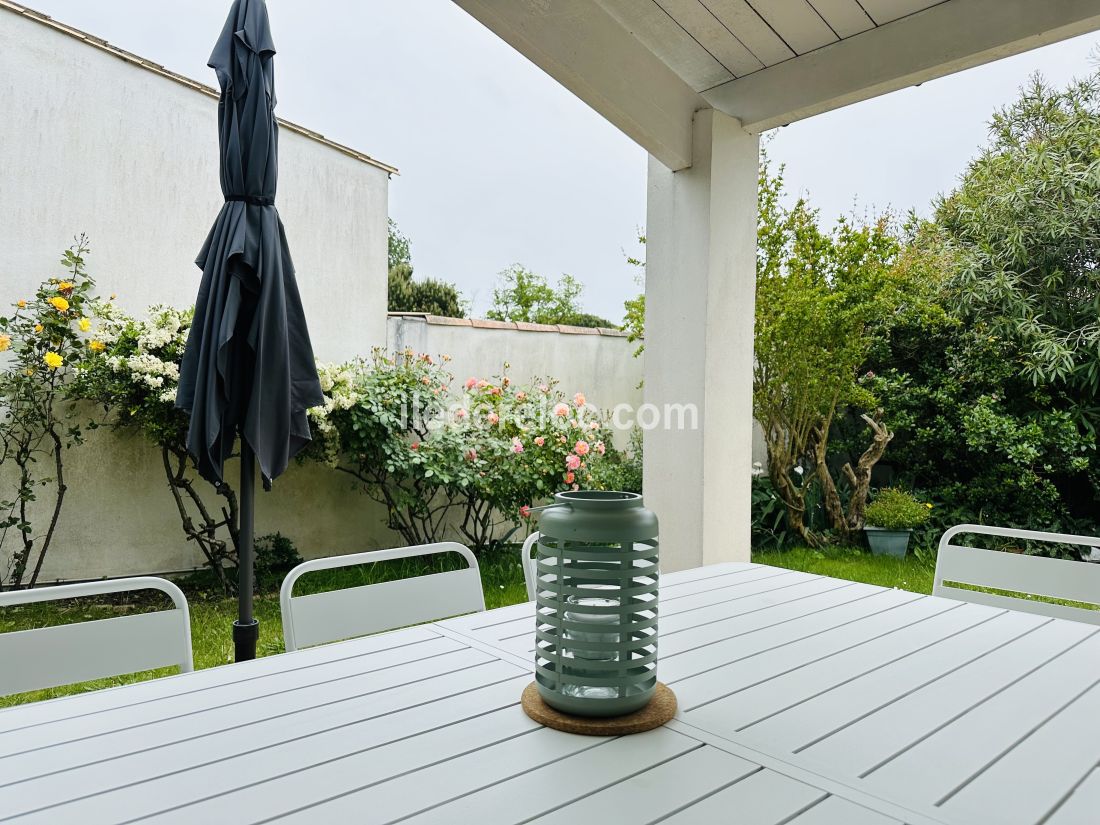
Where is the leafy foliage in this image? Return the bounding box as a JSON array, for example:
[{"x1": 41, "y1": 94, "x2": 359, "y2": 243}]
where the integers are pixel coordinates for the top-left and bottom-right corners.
[
  {"x1": 487, "y1": 265, "x2": 612, "y2": 328},
  {"x1": 388, "y1": 263, "x2": 466, "y2": 318},
  {"x1": 754, "y1": 155, "x2": 922, "y2": 546},
  {"x1": 622, "y1": 233, "x2": 646, "y2": 360},
  {"x1": 73, "y1": 303, "x2": 245, "y2": 593},
  {"x1": 869, "y1": 72, "x2": 1100, "y2": 542},
  {"x1": 308, "y1": 350, "x2": 618, "y2": 550},
  {"x1": 387, "y1": 218, "x2": 412, "y2": 271},
  {"x1": 253, "y1": 532, "x2": 303, "y2": 592},
  {"x1": 0, "y1": 238, "x2": 95, "y2": 588},
  {"x1": 864, "y1": 488, "x2": 932, "y2": 531}
]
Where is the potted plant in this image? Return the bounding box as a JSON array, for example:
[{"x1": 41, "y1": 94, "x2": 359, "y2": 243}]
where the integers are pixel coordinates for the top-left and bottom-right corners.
[{"x1": 863, "y1": 488, "x2": 931, "y2": 557}]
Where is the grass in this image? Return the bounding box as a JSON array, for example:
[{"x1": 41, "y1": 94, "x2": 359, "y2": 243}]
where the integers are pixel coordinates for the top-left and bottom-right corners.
[
  {"x1": 0, "y1": 546, "x2": 529, "y2": 708},
  {"x1": 753, "y1": 544, "x2": 936, "y2": 594}
]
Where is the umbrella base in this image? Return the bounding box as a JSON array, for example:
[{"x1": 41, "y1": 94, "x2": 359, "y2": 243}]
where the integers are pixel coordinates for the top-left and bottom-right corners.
[{"x1": 233, "y1": 619, "x2": 260, "y2": 662}]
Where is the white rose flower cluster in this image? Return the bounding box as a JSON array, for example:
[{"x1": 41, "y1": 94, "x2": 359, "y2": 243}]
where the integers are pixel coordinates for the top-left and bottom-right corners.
[
  {"x1": 100, "y1": 305, "x2": 189, "y2": 406},
  {"x1": 309, "y1": 360, "x2": 365, "y2": 466}
]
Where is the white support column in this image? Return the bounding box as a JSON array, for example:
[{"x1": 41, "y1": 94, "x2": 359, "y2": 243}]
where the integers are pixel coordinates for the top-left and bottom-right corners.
[{"x1": 643, "y1": 109, "x2": 759, "y2": 572}]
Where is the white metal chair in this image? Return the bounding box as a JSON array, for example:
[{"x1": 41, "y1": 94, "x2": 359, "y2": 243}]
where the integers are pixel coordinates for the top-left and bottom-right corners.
[
  {"x1": 934, "y1": 524, "x2": 1100, "y2": 625},
  {"x1": 280, "y1": 542, "x2": 486, "y2": 652},
  {"x1": 520, "y1": 531, "x2": 540, "y2": 601},
  {"x1": 0, "y1": 577, "x2": 193, "y2": 697}
]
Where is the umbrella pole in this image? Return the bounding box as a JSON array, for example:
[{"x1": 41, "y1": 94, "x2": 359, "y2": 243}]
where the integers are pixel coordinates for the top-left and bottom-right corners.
[{"x1": 233, "y1": 440, "x2": 259, "y2": 662}]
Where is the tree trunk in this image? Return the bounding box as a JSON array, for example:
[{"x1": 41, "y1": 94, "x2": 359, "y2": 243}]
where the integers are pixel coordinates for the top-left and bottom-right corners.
[{"x1": 842, "y1": 412, "x2": 894, "y2": 534}]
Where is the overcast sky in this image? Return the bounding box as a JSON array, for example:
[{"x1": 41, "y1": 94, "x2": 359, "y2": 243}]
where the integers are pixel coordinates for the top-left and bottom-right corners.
[{"x1": 24, "y1": 1, "x2": 1100, "y2": 322}]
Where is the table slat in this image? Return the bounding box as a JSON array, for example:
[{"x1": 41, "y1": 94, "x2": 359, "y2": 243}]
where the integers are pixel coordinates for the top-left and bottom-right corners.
[
  {"x1": 524, "y1": 744, "x2": 759, "y2": 824},
  {"x1": 1045, "y1": 768, "x2": 1100, "y2": 825},
  {"x1": 660, "y1": 767, "x2": 828, "y2": 825}
]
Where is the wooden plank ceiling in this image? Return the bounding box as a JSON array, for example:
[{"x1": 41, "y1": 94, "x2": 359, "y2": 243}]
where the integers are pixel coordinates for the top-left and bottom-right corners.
[{"x1": 596, "y1": 0, "x2": 945, "y2": 91}]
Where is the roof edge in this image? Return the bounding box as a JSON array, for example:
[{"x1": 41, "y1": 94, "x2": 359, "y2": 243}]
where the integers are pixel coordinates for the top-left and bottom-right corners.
[
  {"x1": 1, "y1": 0, "x2": 399, "y2": 175},
  {"x1": 388, "y1": 312, "x2": 629, "y2": 338}
]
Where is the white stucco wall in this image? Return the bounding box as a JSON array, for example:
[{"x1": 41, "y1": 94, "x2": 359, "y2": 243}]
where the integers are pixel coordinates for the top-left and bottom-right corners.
[
  {"x1": 387, "y1": 314, "x2": 644, "y2": 448},
  {"x1": 0, "y1": 7, "x2": 392, "y2": 582},
  {"x1": 0, "y1": 6, "x2": 391, "y2": 362}
]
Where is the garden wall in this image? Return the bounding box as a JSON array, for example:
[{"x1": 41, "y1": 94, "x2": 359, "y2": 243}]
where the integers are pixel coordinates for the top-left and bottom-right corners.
[
  {"x1": 0, "y1": 4, "x2": 390, "y2": 582},
  {"x1": 0, "y1": 2, "x2": 393, "y2": 362},
  {"x1": 5, "y1": 317, "x2": 646, "y2": 583},
  {"x1": 387, "y1": 314, "x2": 644, "y2": 447}
]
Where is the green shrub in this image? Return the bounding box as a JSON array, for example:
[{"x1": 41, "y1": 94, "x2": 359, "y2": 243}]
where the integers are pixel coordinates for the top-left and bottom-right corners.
[
  {"x1": 253, "y1": 532, "x2": 303, "y2": 591},
  {"x1": 308, "y1": 350, "x2": 618, "y2": 551},
  {"x1": 589, "y1": 427, "x2": 642, "y2": 494},
  {"x1": 865, "y1": 488, "x2": 932, "y2": 531}
]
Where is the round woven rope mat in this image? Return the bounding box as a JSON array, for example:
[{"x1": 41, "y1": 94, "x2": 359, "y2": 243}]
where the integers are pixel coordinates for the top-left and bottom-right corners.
[{"x1": 521, "y1": 682, "x2": 677, "y2": 736}]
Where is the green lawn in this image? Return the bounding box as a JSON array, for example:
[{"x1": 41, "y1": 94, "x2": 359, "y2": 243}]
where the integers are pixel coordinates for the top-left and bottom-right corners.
[
  {"x1": 753, "y1": 545, "x2": 936, "y2": 594},
  {"x1": 1, "y1": 544, "x2": 941, "y2": 708}
]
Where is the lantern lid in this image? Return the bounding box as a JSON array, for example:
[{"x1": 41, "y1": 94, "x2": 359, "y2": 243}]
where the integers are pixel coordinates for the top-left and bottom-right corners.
[
  {"x1": 538, "y1": 490, "x2": 658, "y2": 542},
  {"x1": 553, "y1": 490, "x2": 642, "y2": 510}
]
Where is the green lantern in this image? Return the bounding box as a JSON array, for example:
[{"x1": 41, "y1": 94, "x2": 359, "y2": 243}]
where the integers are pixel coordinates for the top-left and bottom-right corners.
[{"x1": 533, "y1": 491, "x2": 659, "y2": 717}]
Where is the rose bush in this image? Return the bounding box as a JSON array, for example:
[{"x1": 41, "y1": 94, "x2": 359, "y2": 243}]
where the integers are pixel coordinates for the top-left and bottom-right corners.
[
  {"x1": 0, "y1": 237, "x2": 97, "y2": 588},
  {"x1": 73, "y1": 302, "x2": 248, "y2": 593},
  {"x1": 309, "y1": 350, "x2": 618, "y2": 551}
]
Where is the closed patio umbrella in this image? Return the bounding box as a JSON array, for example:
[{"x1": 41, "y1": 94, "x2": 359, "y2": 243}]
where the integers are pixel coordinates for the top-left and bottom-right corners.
[{"x1": 177, "y1": 0, "x2": 324, "y2": 661}]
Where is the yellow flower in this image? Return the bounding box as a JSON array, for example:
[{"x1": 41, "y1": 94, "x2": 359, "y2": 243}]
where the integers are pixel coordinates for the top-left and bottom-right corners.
[
  {"x1": 88, "y1": 339, "x2": 106, "y2": 353},
  {"x1": 16, "y1": 300, "x2": 26, "y2": 308},
  {"x1": 0, "y1": 334, "x2": 10, "y2": 352},
  {"x1": 48, "y1": 296, "x2": 69, "y2": 312},
  {"x1": 34, "y1": 323, "x2": 43, "y2": 333},
  {"x1": 78, "y1": 317, "x2": 91, "y2": 332},
  {"x1": 25, "y1": 367, "x2": 34, "y2": 376},
  {"x1": 43, "y1": 352, "x2": 64, "y2": 370},
  {"x1": 58, "y1": 281, "x2": 74, "y2": 292}
]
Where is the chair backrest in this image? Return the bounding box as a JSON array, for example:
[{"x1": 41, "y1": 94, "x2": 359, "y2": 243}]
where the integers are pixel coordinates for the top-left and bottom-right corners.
[
  {"x1": 0, "y1": 577, "x2": 193, "y2": 697},
  {"x1": 521, "y1": 531, "x2": 540, "y2": 601},
  {"x1": 934, "y1": 524, "x2": 1100, "y2": 625},
  {"x1": 280, "y1": 542, "x2": 486, "y2": 652}
]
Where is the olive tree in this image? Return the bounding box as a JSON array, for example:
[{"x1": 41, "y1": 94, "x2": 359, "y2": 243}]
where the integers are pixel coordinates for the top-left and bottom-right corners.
[{"x1": 753, "y1": 158, "x2": 919, "y2": 545}]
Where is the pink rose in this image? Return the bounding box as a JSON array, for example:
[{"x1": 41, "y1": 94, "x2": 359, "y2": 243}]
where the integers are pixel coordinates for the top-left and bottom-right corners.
[
  {"x1": 477, "y1": 379, "x2": 489, "y2": 389},
  {"x1": 455, "y1": 408, "x2": 468, "y2": 419},
  {"x1": 512, "y1": 437, "x2": 524, "y2": 454},
  {"x1": 565, "y1": 454, "x2": 581, "y2": 471},
  {"x1": 553, "y1": 403, "x2": 569, "y2": 417},
  {"x1": 465, "y1": 448, "x2": 478, "y2": 462},
  {"x1": 590, "y1": 422, "x2": 599, "y2": 431},
  {"x1": 596, "y1": 441, "x2": 606, "y2": 455},
  {"x1": 465, "y1": 377, "x2": 477, "y2": 390},
  {"x1": 534, "y1": 436, "x2": 545, "y2": 447},
  {"x1": 516, "y1": 391, "x2": 528, "y2": 402},
  {"x1": 520, "y1": 505, "x2": 532, "y2": 519},
  {"x1": 574, "y1": 440, "x2": 590, "y2": 457},
  {"x1": 564, "y1": 471, "x2": 575, "y2": 484},
  {"x1": 410, "y1": 442, "x2": 420, "y2": 451},
  {"x1": 573, "y1": 392, "x2": 586, "y2": 407},
  {"x1": 538, "y1": 383, "x2": 549, "y2": 394},
  {"x1": 487, "y1": 412, "x2": 499, "y2": 425}
]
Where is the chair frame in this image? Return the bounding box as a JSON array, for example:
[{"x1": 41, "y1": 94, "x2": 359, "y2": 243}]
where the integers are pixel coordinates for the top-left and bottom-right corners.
[
  {"x1": 934, "y1": 524, "x2": 1100, "y2": 625},
  {"x1": 280, "y1": 542, "x2": 486, "y2": 652},
  {"x1": 520, "y1": 531, "x2": 541, "y2": 601},
  {"x1": 0, "y1": 576, "x2": 193, "y2": 697}
]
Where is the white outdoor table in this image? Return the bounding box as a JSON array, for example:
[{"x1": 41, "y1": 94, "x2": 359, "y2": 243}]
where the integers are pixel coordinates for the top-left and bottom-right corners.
[{"x1": 1, "y1": 562, "x2": 1097, "y2": 824}]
